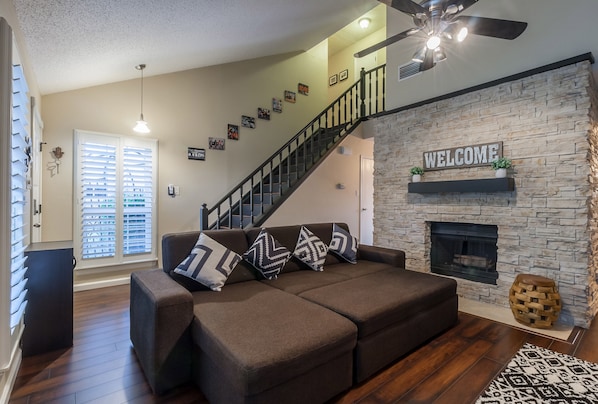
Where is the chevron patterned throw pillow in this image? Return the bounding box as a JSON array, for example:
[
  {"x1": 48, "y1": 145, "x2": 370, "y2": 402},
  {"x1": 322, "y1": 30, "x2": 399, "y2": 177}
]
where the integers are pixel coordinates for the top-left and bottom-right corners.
[
  {"x1": 243, "y1": 229, "x2": 292, "y2": 279},
  {"x1": 174, "y1": 233, "x2": 242, "y2": 291},
  {"x1": 293, "y1": 226, "x2": 329, "y2": 271},
  {"x1": 329, "y1": 223, "x2": 358, "y2": 264}
]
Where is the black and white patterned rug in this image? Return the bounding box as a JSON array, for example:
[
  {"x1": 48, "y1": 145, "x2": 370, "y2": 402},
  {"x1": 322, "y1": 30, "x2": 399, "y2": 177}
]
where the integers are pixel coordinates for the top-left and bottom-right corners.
[{"x1": 477, "y1": 343, "x2": 598, "y2": 403}]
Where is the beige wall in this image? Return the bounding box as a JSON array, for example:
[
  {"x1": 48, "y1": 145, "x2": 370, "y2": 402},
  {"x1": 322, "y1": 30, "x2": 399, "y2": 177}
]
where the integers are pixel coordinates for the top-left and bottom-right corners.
[
  {"x1": 41, "y1": 43, "x2": 329, "y2": 253},
  {"x1": 328, "y1": 27, "x2": 386, "y2": 103},
  {"x1": 264, "y1": 129, "x2": 373, "y2": 237}
]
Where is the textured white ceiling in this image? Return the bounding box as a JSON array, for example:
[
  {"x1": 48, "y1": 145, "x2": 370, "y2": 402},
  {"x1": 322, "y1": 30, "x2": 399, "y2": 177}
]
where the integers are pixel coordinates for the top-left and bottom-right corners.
[{"x1": 13, "y1": 0, "x2": 379, "y2": 94}]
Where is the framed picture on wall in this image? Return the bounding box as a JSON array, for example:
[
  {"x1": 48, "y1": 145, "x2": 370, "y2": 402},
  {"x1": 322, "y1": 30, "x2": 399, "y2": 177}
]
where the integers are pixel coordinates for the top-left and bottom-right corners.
[
  {"x1": 227, "y1": 124, "x2": 239, "y2": 140},
  {"x1": 339, "y1": 69, "x2": 348, "y2": 81},
  {"x1": 241, "y1": 115, "x2": 256, "y2": 128},
  {"x1": 298, "y1": 83, "x2": 309, "y2": 95},
  {"x1": 209, "y1": 137, "x2": 225, "y2": 150},
  {"x1": 258, "y1": 107, "x2": 271, "y2": 120},
  {"x1": 284, "y1": 90, "x2": 296, "y2": 103},
  {"x1": 187, "y1": 147, "x2": 206, "y2": 161},
  {"x1": 272, "y1": 97, "x2": 283, "y2": 113},
  {"x1": 329, "y1": 74, "x2": 338, "y2": 86}
]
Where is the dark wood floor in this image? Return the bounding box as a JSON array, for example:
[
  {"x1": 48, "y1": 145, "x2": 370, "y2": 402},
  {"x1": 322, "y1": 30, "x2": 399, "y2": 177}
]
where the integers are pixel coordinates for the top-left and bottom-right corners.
[{"x1": 9, "y1": 284, "x2": 598, "y2": 404}]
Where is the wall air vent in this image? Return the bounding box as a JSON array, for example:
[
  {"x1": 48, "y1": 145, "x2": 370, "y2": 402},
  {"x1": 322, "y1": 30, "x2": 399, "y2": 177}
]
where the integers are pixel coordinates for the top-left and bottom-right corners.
[{"x1": 398, "y1": 61, "x2": 422, "y2": 81}]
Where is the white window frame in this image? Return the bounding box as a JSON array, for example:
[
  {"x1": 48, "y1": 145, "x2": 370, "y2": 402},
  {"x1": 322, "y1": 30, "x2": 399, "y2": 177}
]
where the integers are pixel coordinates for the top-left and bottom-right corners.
[{"x1": 73, "y1": 130, "x2": 158, "y2": 270}]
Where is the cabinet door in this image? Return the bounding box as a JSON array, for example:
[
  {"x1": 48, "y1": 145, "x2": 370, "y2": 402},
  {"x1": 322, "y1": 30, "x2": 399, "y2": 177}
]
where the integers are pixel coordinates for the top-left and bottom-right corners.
[{"x1": 23, "y1": 245, "x2": 74, "y2": 356}]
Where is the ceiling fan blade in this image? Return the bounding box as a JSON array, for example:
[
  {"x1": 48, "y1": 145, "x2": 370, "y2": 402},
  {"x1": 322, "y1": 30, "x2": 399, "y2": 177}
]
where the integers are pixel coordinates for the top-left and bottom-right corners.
[
  {"x1": 378, "y1": 0, "x2": 427, "y2": 17},
  {"x1": 421, "y1": 48, "x2": 435, "y2": 71},
  {"x1": 457, "y1": 16, "x2": 528, "y2": 40},
  {"x1": 354, "y1": 28, "x2": 420, "y2": 58}
]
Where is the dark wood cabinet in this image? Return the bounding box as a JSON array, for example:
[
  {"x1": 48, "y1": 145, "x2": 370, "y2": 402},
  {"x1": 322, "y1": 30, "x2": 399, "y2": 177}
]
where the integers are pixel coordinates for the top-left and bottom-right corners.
[{"x1": 22, "y1": 241, "x2": 74, "y2": 357}]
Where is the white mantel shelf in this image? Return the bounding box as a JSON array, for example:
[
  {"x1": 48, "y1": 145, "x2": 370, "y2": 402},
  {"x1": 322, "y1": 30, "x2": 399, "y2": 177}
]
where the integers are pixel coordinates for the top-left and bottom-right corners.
[{"x1": 408, "y1": 178, "x2": 515, "y2": 194}]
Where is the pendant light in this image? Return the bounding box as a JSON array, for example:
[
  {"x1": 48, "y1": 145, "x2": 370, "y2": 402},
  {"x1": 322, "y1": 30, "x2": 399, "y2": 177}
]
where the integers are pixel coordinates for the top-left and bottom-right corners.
[{"x1": 133, "y1": 64, "x2": 150, "y2": 133}]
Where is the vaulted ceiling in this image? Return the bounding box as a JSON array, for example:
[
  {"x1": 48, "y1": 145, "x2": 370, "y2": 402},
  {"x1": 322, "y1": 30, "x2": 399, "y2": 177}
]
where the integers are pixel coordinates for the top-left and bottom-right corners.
[{"x1": 12, "y1": 0, "x2": 379, "y2": 94}]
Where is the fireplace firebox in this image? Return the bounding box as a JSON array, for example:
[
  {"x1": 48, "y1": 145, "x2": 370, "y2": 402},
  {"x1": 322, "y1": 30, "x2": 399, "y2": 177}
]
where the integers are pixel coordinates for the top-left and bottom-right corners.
[{"x1": 430, "y1": 222, "x2": 498, "y2": 285}]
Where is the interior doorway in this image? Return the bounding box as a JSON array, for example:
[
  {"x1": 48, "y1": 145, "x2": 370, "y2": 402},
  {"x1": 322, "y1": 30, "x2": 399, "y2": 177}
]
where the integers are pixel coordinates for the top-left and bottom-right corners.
[{"x1": 360, "y1": 156, "x2": 374, "y2": 245}]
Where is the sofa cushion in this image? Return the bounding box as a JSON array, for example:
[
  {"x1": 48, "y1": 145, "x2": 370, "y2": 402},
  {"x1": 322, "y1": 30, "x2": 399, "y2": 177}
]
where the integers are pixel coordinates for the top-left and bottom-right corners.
[
  {"x1": 261, "y1": 270, "x2": 350, "y2": 295},
  {"x1": 293, "y1": 226, "x2": 328, "y2": 271},
  {"x1": 329, "y1": 223, "x2": 357, "y2": 264},
  {"x1": 191, "y1": 281, "x2": 357, "y2": 396},
  {"x1": 324, "y1": 260, "x2": 392, "y2": 279},
  {"x1": 243, "y1": 229, "x2": 291, "y2": 279},
  {"x1": 298, "y1": 268, "x2": 457, "y2": 338},
  {"x1": 173, "y1": 233, "x2": 242, "y2": 291}
]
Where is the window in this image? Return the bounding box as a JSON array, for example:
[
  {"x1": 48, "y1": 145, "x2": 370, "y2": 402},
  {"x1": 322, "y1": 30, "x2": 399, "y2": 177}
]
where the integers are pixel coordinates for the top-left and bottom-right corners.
[
  {"x1": 1, "y1": 18, "x2": 30, "y2": 375},
  {"x1": 74, "y1": 130, "x2": 157, "y2": 269}
]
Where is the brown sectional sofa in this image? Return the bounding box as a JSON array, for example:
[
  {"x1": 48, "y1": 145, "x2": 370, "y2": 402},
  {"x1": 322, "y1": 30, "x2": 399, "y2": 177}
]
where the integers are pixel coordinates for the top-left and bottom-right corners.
[{"x1": 130, "y1": 223, "x2": 458, "y2": 403}]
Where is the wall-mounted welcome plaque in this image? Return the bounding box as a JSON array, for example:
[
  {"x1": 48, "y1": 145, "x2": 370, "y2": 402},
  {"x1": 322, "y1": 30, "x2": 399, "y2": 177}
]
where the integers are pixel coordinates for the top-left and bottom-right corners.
[{"x1": 423, "y1": 141, "x2": 502, "y2": 171}]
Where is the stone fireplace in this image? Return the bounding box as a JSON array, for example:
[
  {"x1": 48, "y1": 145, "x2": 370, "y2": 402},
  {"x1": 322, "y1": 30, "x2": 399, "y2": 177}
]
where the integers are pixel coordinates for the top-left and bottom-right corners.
[{"x1": 371, "y1": 56, "x2": 598, "y2": 328}]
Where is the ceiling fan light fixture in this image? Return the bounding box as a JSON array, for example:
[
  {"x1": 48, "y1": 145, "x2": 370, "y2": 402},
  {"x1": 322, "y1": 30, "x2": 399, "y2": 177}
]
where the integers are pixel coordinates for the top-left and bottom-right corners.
[
  {"x1": 426, "y1": 35, "x2": 441, "y2": 50},
  {"x1": 133, "y1": 64, "x2": 150, "y2": 134},
  {"x1": 412, "y1": 47, "x2": 426, "y2": 63},
  {"x1": 358, "y1": 18, "x2": 371, "y2": 29},
  {"x1": 434, "y1": 47, "x2": 447, "y2": 63},
  {"x1": 457, "y1": 26, "x2": 469, "y2": 42}
]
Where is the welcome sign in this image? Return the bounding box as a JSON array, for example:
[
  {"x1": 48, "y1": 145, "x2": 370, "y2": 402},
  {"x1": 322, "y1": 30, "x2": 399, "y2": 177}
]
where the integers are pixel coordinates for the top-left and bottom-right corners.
[{"x1": 423, "y1": 142, "x2": 502, "y2": 171}]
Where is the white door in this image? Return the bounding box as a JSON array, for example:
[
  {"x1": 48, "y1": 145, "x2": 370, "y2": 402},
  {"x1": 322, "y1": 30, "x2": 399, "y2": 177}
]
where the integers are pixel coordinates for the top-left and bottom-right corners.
[
  {"x1": 360, "y1": 156, "x2": 374, "y2": 245},
  {"x1": 30, "y1": 96, "x2": 43, "y2": 242}
]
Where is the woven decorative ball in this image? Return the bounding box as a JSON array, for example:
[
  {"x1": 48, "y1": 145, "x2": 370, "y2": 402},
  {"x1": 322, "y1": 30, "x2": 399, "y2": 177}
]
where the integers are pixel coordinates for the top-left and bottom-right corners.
[{"x1": 509, "y1": 274, "x2": 561, "y2": 329}]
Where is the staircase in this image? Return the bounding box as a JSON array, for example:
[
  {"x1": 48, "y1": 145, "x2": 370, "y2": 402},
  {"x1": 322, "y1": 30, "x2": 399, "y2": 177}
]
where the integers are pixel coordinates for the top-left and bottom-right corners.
[{"x1": 200, "y1": 65, "x2": 386, "y2": 230}]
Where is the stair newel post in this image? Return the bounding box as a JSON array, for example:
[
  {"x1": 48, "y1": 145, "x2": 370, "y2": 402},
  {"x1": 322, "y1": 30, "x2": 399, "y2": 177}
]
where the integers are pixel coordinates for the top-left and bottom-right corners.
[
  {"x1": 200, "y1": 203, "x2": 209, "y2": 230},
  {"x1": 359, "y1": 67, "x2": 366, "y2": 118}
]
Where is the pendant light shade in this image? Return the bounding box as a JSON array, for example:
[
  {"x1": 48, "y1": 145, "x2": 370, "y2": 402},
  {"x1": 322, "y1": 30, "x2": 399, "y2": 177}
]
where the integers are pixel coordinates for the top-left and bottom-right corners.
[{"x1": 133, "y1": 64, "x2": 150, "y2": 133}]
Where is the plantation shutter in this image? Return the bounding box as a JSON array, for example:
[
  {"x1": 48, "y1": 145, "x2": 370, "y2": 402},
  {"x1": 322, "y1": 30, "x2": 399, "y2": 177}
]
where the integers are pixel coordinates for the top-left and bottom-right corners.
[
  {"x1": 74, "y1": 131, "x2": 157, "y2": 269},
  {"x1": 10, "y1": 63, "x2": 29, "y2": 333},
  {"x1": 79, "y1": 141, "x2": 117, "y2": 260},
  {"x1": 122, "y1": 145, "x2": 153, "y2": 256}
]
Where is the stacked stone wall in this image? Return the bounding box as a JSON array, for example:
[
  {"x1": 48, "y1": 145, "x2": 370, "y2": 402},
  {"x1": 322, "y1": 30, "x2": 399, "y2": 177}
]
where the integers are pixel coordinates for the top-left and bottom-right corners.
[{"x1": 373, "y1": 61, "x2": 597, "y2": 327}]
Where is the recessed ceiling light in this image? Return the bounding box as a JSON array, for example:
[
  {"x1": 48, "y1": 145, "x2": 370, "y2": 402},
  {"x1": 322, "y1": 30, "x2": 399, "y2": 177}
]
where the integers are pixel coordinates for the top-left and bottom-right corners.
[{"x1": 358, "y1": 18, "x2": 371, "y2": 29}]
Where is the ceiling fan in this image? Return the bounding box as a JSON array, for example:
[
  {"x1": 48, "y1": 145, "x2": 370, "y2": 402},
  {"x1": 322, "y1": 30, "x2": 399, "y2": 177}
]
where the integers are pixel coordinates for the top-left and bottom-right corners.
[{"x1": 355, "y1": 0, "x2": 528, "y2": 71}]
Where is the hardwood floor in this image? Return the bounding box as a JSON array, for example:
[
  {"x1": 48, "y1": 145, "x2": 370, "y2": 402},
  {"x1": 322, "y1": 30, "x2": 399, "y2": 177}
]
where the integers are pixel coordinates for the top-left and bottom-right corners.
[{"x1": 9, "y1": 284, "x2": 598, "y2": 404}]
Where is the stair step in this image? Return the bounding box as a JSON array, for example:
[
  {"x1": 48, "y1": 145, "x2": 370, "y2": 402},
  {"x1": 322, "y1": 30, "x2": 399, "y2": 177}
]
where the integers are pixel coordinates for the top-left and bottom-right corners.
[{"x1": 242, "y1": 203, "x2": 272, "y2": 216}]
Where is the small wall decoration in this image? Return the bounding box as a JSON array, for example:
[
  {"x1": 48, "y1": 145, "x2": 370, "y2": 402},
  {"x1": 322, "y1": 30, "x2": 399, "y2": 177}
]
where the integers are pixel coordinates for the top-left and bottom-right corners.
[
  {"x1": 258, "y1": 107, "x2": 271, "y2": 120},
  {"x1": 241, "y1": 115, "x2": 256, "y2": 128},
  {"x1": 339, "y1": 69, "x2": 348, "y2": 81},
  {"x1": 227, "y1": 124, "x2": 239, "y2": 140},
  {"x1": 188, "y1": 147, "x2": 206, "y2": 161},
  {"x1": 272, "y1": 97, "x2": 283, "y2": 113},
  {"x1": 329, "y1": 74, "x2": 338, "y2": 86},
  {"x1": 284, "y1": 90, "x2": 296, "y2": 103},
  {"x1": 298, "y1": 83, "x2": 309, "y2": 95},
  {"x1": 209, "y1": 137, "x2": 225, "y2": 150}
]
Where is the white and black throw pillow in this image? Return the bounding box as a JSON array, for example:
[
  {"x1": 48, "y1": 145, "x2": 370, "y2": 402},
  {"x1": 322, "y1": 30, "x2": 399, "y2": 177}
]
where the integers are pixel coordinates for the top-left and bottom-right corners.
[
  {"x1": 174, "y1": 233, "x2": 242, "y2": 291},
  {"x1": 243, "y1": 229, "x2": 291, "y2": 279},
  {"x1": 293, "y1": 226, "x2": 329, "y2": 271},
  {"x1": 329, "y1": 223, "x2": 358, "y2": 264}
]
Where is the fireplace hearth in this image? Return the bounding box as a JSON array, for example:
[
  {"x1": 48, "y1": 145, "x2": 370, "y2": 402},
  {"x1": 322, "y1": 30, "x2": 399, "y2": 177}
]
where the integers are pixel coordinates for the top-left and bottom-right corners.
[{"x1": 430, "y1": 222, "x2": 498, "y2": 285}]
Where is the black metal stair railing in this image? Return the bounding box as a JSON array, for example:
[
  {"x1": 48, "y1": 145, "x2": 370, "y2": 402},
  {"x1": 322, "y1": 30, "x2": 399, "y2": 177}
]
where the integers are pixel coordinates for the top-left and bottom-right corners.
[{"x1": 200, "y1": 65, "x2": 386, "y2": 230}]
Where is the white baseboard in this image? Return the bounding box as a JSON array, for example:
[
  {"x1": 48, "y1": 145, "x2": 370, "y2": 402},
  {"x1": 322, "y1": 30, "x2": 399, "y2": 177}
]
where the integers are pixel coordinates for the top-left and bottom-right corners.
[
  {"x1": 74, "y1": 276, "x2": 130, "y2": 292},
  {"x1": 0, "y1": 348, "x2": 22, "y2": 404}
]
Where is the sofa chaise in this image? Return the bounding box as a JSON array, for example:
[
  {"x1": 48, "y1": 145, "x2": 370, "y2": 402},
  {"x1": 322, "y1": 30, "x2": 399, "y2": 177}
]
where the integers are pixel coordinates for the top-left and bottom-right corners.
[{"x1": 130, "y1": 223, "x2": 458, "y2": 403}]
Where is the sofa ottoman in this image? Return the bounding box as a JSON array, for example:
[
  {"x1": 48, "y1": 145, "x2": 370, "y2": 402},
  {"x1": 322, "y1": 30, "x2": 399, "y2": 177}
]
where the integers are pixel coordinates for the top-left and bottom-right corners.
[
  {"x1": 191, "y1": 280, "x2": 357, "y2": 404},
  {"x1": 299, "y1": 268, "x2": 458, "y2": 382}
]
